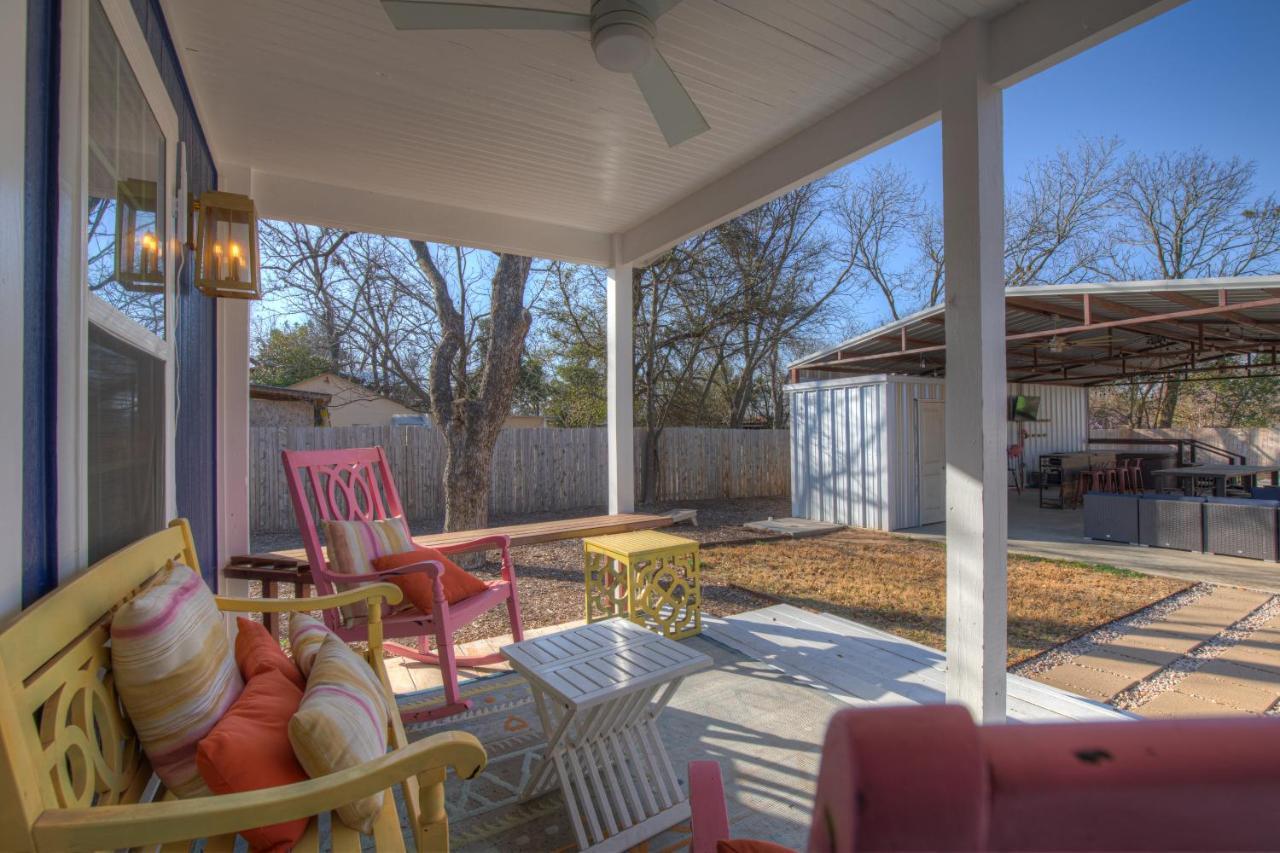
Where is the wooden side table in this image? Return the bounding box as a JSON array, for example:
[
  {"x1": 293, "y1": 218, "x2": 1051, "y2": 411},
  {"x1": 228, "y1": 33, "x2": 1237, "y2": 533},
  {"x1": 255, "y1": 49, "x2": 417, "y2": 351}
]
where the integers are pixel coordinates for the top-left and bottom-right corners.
[
  {"x1": 501, "y1": 619, "x2": 712, "y2": 852},
  {"x1": 583, "y1": 530, "x2": 701, "y2": 640}
]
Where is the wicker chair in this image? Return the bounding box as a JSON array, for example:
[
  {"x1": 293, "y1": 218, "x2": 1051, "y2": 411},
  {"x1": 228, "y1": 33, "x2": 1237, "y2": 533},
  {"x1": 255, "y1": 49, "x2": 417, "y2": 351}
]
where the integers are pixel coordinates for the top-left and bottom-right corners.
[
  {"x1": 1138, "y1": 494, "x2": 1206, "y2": 552},
  {"x1": 1083, "y1": 492, "x2": 1140, "y2": 543},
  {"x1": 1204, "y1": 497, "x2": 1280, "y2": 562}
]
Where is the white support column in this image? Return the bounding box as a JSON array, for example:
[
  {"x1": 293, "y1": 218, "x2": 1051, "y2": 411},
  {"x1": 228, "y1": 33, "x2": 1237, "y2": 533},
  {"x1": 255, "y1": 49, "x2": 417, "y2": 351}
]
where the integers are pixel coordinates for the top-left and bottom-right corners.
[
  {"x1": 606, "y1": 236, "x2": 635, "y2": 515},
  {"x1": 0, "y1": 0, "x2": 26, "y2": 619},
  {"x1": 941, "y1": 20, "x2": 1008, "y2": 722},
  {"x1": 216, "y1": 163, "x2": 253, "y2": 594}
]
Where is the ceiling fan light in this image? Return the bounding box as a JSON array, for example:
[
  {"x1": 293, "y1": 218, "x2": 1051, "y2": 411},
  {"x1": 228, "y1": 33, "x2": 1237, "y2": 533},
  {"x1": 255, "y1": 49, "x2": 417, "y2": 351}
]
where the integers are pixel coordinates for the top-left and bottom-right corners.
[{"x1": 592, "y1": 21, "x2": 654, "y2": 72}]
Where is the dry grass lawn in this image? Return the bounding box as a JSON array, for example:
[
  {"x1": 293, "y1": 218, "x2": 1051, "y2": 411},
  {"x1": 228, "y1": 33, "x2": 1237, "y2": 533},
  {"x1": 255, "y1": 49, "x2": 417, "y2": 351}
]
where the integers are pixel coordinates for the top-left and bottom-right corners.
[{"x1": 701, "y1": 529, "x2": 1189, "y2": 665}]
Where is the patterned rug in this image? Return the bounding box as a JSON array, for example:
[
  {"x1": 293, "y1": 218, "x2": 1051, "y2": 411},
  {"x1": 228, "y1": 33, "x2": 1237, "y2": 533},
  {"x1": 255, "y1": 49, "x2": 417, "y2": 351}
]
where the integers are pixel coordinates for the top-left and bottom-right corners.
[{"x1": 399, "y1": 674, "x2": 693, "y2": 852}]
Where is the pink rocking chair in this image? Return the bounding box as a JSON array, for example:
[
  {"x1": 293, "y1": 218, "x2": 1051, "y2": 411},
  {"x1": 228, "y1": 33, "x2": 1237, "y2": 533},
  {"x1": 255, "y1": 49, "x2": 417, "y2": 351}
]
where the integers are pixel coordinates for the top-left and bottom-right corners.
[{"x1": 281, "y1": 446, "x2": 524, "y2": 722}]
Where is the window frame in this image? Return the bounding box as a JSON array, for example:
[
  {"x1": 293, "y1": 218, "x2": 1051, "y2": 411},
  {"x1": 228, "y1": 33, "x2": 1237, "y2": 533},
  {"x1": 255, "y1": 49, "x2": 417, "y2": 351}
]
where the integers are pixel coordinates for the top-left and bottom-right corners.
[{"x1": 57, "y1": 0, "x2": 180, "y2": 578}]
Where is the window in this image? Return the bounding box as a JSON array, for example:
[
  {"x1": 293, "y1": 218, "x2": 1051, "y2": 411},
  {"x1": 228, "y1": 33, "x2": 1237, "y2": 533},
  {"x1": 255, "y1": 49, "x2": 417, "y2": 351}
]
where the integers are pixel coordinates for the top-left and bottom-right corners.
[{"x1": 61, "y1": 0, "x2": 179, "y2": 568}]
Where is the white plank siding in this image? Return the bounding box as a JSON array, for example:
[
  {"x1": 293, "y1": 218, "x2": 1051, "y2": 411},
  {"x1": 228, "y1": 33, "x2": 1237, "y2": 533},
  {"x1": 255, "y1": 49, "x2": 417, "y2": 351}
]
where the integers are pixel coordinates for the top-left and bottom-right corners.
[
  {"x1": 705, "y1": 605, "x2": 1133, "y2": 723},
  {"x1": 788, "y1": 376, "x2": 1087, "y2": 531}
]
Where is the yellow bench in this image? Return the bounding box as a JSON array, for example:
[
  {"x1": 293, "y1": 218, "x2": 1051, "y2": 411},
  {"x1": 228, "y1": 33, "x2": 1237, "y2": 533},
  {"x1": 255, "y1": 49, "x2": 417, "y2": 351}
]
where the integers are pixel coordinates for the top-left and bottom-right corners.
[{"x1": 0, "y1": 519, "x2": 484, "y2": 852}]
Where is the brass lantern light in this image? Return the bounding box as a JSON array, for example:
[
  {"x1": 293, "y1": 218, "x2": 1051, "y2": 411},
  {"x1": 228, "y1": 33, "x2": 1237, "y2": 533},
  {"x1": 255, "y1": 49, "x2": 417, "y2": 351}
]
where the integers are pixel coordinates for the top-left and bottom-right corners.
[
  {"x1": 113, "y1": 178, "x2": 165, "y2": 293},
  {"x1": 193, "y1": 190, "x2": 262, "y2": 300}
]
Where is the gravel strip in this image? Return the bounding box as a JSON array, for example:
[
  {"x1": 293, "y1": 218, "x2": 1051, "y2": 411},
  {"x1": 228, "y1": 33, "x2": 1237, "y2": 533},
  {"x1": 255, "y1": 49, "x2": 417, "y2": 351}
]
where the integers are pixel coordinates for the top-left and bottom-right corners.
[
  {"x1": 1113, "y1": 593, "x2": 1280, "y2": 711},
  {"x1": 1009, "y1": 583, "x2": 1213, "y2": 677}
]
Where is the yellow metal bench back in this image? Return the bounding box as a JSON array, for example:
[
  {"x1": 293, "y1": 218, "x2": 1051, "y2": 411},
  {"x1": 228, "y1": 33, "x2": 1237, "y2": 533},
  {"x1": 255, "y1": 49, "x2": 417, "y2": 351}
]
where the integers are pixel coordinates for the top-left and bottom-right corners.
[{"x1": 0, "y1": 519, "x2": 200, "y2": 849}]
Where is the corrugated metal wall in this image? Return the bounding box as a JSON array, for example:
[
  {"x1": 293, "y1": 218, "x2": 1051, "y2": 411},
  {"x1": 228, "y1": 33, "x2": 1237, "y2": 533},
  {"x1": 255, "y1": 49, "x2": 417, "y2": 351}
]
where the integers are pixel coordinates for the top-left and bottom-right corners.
[
  {"x1": 789, "y1": 376, "x2": 1088, "y2": 531},
  {"x1": 790, "y1": 380, "x2": 887, "y2": 530}
]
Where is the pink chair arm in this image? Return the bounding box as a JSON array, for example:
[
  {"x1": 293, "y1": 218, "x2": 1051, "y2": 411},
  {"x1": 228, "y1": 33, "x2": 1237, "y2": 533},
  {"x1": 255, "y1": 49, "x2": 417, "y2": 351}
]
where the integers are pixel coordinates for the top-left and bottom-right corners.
[
  {"x1": 311, "y1": 558, "x2": 446, "y2": 585},
  {"x1": 432, "y1": 534, "x2": 518, "y2": 584},
  {"x1": 688, "y1": 760, "x2": 731, "y2": 853}
]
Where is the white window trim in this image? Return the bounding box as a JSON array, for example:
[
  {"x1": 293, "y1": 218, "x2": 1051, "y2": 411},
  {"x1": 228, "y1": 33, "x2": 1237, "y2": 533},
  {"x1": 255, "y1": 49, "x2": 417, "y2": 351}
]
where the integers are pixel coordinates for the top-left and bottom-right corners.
[{"x1": 57, "y1": 0, "x2": 181, "y2": 580}]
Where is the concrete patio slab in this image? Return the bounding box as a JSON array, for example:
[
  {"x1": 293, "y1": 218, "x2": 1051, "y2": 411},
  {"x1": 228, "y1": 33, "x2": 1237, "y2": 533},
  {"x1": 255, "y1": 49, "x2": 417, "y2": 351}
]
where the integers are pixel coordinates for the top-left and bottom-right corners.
[
  {"x1": 744, "y1": 517, "x2": 845, "y2": 538},
  {"x1": 898, "y1": 491, "x2": 1280, "y2": 593}
]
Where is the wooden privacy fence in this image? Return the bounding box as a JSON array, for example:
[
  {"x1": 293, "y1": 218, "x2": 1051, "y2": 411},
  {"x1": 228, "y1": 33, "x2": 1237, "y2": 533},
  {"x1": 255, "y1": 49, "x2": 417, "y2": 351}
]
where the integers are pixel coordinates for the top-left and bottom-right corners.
[
  {"x1": 1091, "y1": 428, "x2": 1280, "y2": 466},
  {"x1": 251, "y1": 426, "x2": 790, "y2": 533}
]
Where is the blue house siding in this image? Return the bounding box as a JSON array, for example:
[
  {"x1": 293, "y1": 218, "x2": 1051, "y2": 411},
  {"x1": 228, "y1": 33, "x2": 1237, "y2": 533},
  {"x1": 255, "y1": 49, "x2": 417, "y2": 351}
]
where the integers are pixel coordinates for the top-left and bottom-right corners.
[
  {"x1": 22, "y1": 0, "x2": 59, "y2": 608},
  {"x1": 21, "y1": 0, "x2": 221, "y2": 601}
]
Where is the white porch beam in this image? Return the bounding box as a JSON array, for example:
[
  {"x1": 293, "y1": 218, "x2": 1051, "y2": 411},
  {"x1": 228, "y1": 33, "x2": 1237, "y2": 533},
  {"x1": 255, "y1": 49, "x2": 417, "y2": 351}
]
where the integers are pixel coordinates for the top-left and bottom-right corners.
[
  {"x1": 250, "y1": 170, "x2": 612, "y2": 266},
  {"x1": 988, "y1": 0, "x2": 1187, "y2": 88},
  {"x1": 618, "y1": 0, "x2": 1176, "y2": 266},
  {"x1": 216, "y1": 164, "x2": 253, "y2": 596},
  {"x1": 606, "y1": 237, "x2": 635, "y2": 514},
  {"x1": 619, "y1": 59, "x2": 938, "y2": 266},
  {"x1": 941, "y1": 20, "x2": 1007, "y2": 723},
  {"x1": 0, "y1": 0, "x2": 26, "y2": 619}
]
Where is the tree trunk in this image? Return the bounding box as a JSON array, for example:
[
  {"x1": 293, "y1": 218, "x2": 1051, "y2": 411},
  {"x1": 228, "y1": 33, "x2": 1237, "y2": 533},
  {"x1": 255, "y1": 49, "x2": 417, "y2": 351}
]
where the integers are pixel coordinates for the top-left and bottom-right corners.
[
  {"x1": 1157, "y1": 379, "x2": 1181, "y2": 428},
  {"x1": 640, "y1": 428, "x2": 661, "y2": 504},
  {"x1": 442, "y1": 431, "x2": 495, "y2": 532}
]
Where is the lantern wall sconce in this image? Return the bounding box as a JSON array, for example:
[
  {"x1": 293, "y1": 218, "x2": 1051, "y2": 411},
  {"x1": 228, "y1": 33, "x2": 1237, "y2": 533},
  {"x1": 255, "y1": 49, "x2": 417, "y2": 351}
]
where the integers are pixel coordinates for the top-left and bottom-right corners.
[
  {"x1": 192, "y1": 190, "x2": 262, "y2": 300},
  {"x1": 114, "y1": 178, "x2": 165, "y2": 293}
]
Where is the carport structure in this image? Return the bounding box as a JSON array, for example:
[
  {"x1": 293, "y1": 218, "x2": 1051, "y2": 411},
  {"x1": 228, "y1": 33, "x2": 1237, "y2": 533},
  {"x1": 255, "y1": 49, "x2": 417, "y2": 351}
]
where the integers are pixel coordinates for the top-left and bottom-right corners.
[
  {"x1": 792, "y1": 277, "x2": 1280, "y2": 385},
  {"x1": 149, "y1": 0, "x2": 1197, "y2": 723}
]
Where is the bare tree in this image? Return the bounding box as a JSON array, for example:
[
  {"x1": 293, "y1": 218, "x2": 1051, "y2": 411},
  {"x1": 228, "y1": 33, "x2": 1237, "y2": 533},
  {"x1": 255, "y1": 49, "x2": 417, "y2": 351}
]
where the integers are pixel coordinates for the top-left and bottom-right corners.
[
  {"x1": 1102, "y1": 150, "x2": 1280, "y2": 425},
  {"x1": 834, "y1": 164, "x2": 936, "y2": 320},
  {"x1": 410, "y1": 242, "x2": 534, "y2": 532},
  {"x1": 1005, "y1": 137, "x2": 1120, "y2": 286},
  {"x1": 713, "y1": 182, "x2": 851, "y2": 426}
]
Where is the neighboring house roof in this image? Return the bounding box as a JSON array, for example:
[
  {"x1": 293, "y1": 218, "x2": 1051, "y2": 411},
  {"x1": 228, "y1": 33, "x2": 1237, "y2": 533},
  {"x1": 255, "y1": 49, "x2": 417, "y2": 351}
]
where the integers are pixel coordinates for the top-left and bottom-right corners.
[
  {"x1": 249, "y1": 383, "x2": 332, "y2": 404},
  {"x1": 790, "y1": 276, "x2": 1280, "y2": 387}
]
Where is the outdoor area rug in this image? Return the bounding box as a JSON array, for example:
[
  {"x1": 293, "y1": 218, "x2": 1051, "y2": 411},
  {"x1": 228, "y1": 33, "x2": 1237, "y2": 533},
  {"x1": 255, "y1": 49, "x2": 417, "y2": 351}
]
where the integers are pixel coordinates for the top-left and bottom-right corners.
[{"x1": 399, "y1": 673, "x2": 693, "y2": 852}]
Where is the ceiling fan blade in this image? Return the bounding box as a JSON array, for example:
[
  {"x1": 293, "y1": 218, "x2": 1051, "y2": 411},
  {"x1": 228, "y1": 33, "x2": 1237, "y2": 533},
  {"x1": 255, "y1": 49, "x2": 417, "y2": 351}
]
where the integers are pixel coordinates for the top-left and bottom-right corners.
[
  {"x1": 632, "y1": 49, "x2": 709, "y2": 146},
  {"x1": 638, "y1": 0, "x2": 683, "y2": 19},
  {"x1": 381, "y1": 1, "x2": 591, "y2": 31}
]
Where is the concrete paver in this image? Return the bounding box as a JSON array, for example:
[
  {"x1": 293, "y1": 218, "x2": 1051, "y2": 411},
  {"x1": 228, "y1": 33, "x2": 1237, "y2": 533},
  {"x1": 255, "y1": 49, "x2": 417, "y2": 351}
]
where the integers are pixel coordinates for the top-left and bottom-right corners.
[
  {"x1": 1030, "y1": 586, "x2": 1272, "y2": 705},
  {"x1": 1140, "y1": 689, "x2": 1237, "y2": 718},
  {"x1": 1036, "y1": 663, "x2": 1137, "y2": 701}
]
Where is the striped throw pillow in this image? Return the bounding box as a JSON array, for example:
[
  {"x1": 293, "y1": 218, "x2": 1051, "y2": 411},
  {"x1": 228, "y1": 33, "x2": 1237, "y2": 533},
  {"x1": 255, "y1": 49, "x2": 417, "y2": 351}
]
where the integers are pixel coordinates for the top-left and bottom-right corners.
[
  {"x1": 110, "y1": 563, "x2": 243, "y2": 798},
  {"x1": 288, "y1": 612, "x2": 337, "y2": 677},
  {"x1": 323, "y1": 517, "x2": 415, "y2": 624},
  {"x1": 288, "y1": 634, "x2": 391, "y2": 833}
]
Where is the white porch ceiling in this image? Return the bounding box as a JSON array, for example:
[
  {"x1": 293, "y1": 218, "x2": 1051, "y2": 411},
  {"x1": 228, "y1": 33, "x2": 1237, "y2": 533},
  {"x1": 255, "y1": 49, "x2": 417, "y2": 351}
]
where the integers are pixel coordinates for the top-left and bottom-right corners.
[{"x1": 161, "y1": 0, "x2": 1177, "y2": 264}]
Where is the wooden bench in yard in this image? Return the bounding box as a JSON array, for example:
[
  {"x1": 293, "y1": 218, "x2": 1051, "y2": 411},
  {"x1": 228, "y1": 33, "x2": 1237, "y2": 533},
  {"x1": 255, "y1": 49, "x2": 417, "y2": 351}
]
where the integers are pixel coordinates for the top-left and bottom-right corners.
[
  {"x1": 226, "y1": 512, "x2": 674, "y2": 637},
  {"x1": 0, "y1": 519, "x2": 484, "y2": 852}
]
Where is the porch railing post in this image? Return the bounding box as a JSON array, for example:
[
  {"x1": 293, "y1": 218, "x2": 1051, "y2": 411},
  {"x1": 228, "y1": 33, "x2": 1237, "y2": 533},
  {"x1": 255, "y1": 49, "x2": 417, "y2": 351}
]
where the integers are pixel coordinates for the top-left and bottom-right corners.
[
  {"x1": 941, "y1": 19, "x2": 1008, "y2": 722},
  {"x1": 607, "y1": 236, "x2": 635, "y2": 514}
]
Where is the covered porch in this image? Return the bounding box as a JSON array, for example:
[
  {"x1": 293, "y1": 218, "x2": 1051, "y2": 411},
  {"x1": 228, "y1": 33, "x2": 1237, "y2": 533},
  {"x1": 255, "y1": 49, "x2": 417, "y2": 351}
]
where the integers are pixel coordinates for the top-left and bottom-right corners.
[{"x1": 8, "y1": 0, "x2": 1261, "y2": 850}]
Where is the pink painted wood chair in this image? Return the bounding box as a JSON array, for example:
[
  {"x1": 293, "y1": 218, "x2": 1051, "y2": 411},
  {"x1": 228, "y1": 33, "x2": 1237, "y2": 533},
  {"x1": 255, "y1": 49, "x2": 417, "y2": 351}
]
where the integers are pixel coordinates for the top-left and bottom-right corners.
[
  {"x1": 282, "y1": 446, "x2": 523, "y2": 722},
  {"x1": 691, "y1": 705, "x2": 1280, "y2": 852}
]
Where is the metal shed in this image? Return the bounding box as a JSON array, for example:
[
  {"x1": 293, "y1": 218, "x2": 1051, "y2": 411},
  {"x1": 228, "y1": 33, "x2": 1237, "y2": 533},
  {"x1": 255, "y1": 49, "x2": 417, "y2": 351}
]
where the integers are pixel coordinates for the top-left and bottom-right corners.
[
  {"x1": 787, "y1": 277, "x2": 1280, "y2": 532},
  {"x1": 789, "y1": 375, "x2": 1086, "y2": 531}
]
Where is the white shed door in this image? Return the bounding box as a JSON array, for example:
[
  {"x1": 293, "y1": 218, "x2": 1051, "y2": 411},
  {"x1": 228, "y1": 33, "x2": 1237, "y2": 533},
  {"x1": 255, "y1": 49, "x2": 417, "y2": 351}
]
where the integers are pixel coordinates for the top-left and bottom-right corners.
[{"x1": 917, "y1": 401, "x2": 946, "y2": 526}]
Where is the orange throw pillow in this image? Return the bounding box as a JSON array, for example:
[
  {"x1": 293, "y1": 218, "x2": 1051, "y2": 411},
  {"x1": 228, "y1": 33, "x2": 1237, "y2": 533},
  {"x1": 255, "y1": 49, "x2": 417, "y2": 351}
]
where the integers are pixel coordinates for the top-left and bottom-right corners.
[
  {"x1": 196, "y1": 669, "x2": 309, "y2": 852},
  {"x1": 371, "y1": 546, "x2": 488, "y2": 614},
  {"x1": 234, "y1": 617, "x2": 305, "y2": 690},
  {"x1": 717, "y1": 841, "x2": 797, "y2": 853}
]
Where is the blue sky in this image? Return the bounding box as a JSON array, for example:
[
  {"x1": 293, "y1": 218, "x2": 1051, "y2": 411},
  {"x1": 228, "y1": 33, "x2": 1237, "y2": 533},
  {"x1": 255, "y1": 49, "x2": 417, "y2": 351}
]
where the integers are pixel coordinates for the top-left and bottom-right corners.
[{"x1": 837, "y1": 0, "x2": 1280, "y2": 209}]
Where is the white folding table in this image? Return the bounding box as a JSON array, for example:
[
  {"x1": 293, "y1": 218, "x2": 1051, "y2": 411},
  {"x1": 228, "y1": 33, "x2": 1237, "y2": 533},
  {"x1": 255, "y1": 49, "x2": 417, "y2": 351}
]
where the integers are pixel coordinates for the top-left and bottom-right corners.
[{"x1": 501, "y1": 618, "x2": 712, "y2": 852}]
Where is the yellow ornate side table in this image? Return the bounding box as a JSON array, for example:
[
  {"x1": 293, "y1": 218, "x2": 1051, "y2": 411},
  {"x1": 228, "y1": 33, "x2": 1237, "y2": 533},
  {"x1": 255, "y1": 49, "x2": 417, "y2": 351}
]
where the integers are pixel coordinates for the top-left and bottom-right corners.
[{"x1": 583, "y1": 530, "x2": 701, "y2": 639}]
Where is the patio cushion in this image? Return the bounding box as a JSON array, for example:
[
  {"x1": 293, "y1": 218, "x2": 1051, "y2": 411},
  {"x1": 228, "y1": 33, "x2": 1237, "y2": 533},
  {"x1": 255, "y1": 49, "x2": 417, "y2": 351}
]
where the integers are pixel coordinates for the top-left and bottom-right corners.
[
  {"x1": 288, "y1": 612, "x2": 337, "y2": 677},
  {"x1": 196, "y1": 669, "x2": 308, "y2": 852},
  {"x1": 324, "y1": 516, "x2": 416, "y2": 624},
  {"x1": 288, "y1": 634, "x2": 390, "y2": 833},
  {"x1": 371, "y1": 545, "x2": 488, "y2": 614},
  {"x1": 235, "y1": 617, "x2": 305, "y2": 690},
  {"x1": 109, "y1": 563, "x2": 244, "y2": 798}
]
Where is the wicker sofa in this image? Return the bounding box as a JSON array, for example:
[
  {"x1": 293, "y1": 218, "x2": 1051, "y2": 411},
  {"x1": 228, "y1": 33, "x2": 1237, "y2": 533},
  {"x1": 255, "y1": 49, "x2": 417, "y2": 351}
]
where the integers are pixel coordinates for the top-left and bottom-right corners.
[{"x1": 1084, "y1": 492, "x2": 1280, "y2": 562}]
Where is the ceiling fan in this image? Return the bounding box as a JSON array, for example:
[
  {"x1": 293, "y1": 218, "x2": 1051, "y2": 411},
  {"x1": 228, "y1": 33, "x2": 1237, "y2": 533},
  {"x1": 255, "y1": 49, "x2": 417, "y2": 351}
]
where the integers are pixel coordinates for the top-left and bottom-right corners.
[{"x1": 380, "y1": 0, "x2": 709, "y2": 146}]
